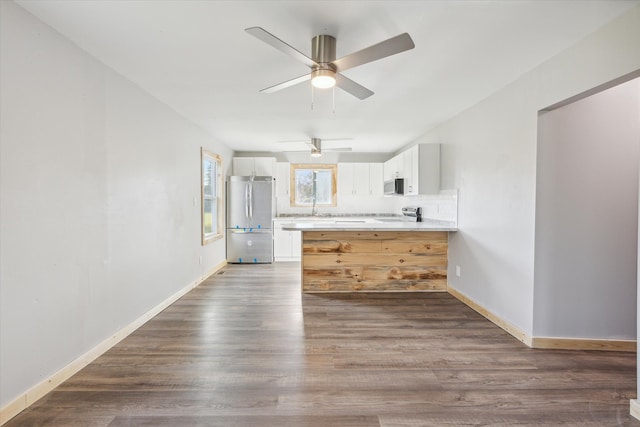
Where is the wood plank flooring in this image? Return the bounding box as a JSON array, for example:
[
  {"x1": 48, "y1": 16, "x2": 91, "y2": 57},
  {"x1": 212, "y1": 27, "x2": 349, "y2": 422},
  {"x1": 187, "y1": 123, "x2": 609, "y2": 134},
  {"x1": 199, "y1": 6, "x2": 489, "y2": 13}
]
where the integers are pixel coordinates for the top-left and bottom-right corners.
[{"x1": 5, "y1": 262, "x2": 638, "y2": 426}]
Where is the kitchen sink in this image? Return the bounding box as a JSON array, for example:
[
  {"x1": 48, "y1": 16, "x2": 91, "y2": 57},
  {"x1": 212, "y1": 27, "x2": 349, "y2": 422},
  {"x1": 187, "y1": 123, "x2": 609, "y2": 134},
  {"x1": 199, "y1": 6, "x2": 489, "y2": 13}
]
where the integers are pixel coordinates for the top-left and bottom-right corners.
[{"x1": 375, "y1": 217, "x2": 411, "y2": 222}]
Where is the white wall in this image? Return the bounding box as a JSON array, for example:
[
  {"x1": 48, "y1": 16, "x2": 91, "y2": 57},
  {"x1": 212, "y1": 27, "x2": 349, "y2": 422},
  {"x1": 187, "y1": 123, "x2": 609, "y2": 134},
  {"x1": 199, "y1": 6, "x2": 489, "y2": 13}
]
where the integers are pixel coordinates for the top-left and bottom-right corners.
[
  {"x1": 416, "y1": 6, "x2": 640, "y2": 335},
  {"x1": 534, "y1": 78, "x2": 639, "y2": 339},
  {"x1": 0, "y1": 1, "x2": 233, "y2": 408}
]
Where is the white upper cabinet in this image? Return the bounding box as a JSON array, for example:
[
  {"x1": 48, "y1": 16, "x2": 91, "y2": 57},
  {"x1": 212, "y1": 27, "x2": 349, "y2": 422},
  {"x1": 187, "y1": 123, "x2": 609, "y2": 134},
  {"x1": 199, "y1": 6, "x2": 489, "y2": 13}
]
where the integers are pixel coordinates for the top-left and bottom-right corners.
[
  {"x1": 338, "y1": 163, "x2": 383, "y2": 197},
  {"x1": 407, "y1": 144, "x2": 440, "y2": 195},
  {"x1": 369, "y1": 163, "x2": 384, "y2": 196},
  {"x1": 338, "y1": 163, "x2": 355, "y2": 196},
  {"x1": 383, "y1": 155, "x2": 402, "y2": 181},
  {"x1": 383, "y1": 144, "x2": 440, "y2": 195},
  {"x1": 275, "y1": 162, "x2": 290, "y2": 197},
  {"x1": 232, "y1": 158, "x2": 253, "y2": 176},
  {"x1": 353, "y1": 163, "x2": 370, "y2": 196},
  {"x1": 404, "y1": 146, "x2": 418, "y2": 195},
  {"x1": 232, "y1": 157, "x2": 276, "y2": 176}
]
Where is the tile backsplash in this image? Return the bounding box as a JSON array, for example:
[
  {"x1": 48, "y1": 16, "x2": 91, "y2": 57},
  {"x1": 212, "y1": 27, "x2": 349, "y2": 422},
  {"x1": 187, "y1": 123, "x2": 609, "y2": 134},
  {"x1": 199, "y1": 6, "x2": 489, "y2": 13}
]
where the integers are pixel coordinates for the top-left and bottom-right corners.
[
  {"x1": 396, "y1": 189, "x2": 458, "y2": 225},
  {"x1": 276, "y1": 188, "x2": 458, "y2": 226}
]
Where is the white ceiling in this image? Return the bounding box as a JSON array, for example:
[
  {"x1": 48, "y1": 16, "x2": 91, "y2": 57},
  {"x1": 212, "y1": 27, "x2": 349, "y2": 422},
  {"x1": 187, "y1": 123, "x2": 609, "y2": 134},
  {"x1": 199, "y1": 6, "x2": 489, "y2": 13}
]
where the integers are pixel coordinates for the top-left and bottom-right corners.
[{"x1": 14, "y1": 0, "x2": 639, "y2": 154}]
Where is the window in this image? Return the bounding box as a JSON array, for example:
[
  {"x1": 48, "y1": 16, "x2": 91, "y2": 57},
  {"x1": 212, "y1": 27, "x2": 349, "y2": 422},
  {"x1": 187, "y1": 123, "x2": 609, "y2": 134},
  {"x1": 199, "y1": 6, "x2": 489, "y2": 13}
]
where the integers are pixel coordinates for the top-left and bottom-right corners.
[
  {"x1": 201, "y1": 148, "x2": 223, "y2": 245},
  {"x1": 290, "y1": 164, "x2": 337, "y2": 207}
]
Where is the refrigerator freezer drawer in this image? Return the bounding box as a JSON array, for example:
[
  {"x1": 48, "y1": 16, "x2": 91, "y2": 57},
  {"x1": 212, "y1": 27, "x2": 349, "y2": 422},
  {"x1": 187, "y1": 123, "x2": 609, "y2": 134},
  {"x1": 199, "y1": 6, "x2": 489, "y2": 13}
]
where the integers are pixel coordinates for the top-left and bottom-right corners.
[{"x1": 226, "y1": 230, "x2": 273, "y2": 264}]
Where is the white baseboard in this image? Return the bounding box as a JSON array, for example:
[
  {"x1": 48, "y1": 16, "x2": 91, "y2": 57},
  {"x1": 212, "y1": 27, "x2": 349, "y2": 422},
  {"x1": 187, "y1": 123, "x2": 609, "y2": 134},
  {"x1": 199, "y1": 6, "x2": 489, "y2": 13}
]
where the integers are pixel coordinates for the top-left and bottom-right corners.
[
  {"x1": 631, "y1": 399, "x2": 640, "y2": 421},
  {"x1": 0, "y1": 260, "x2": 226, "y2": 426}
]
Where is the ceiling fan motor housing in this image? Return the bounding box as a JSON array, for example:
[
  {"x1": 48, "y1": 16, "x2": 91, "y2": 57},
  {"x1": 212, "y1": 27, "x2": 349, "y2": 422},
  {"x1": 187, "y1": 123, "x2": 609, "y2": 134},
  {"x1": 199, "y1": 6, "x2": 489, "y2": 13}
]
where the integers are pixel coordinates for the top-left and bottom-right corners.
[
  {"x1": 311, "y1": 34, "x2": 336, "y2": 73},
  {"x1": 310, "y1": 138, "x2": 322, "y2": 156}
]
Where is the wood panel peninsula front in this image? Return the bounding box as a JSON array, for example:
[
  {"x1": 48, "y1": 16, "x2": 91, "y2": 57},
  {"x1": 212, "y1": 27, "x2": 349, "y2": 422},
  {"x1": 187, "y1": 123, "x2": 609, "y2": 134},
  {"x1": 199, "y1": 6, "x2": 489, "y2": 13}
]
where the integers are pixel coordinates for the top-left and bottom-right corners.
[{"x1": 282, "y1": 220, "x2": 457, "y2": 293}]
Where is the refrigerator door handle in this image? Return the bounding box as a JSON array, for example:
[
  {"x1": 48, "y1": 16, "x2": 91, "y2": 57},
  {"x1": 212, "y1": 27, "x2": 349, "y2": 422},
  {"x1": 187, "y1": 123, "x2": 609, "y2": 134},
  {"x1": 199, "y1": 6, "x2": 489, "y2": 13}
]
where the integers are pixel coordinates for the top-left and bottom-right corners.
[
  {"x1": 248, "y1": 182, "x2": 253, "y2": 219},
  {"x1": 244, "y1": 183, "x2": 250, "y2": 219}
]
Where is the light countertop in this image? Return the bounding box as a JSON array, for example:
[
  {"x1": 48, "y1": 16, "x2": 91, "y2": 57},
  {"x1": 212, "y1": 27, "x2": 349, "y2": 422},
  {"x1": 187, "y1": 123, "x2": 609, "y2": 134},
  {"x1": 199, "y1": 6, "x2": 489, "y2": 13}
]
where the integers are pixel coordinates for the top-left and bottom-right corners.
[{"x1": 280, "y1": 217, "x2": 457, "y2": 232}]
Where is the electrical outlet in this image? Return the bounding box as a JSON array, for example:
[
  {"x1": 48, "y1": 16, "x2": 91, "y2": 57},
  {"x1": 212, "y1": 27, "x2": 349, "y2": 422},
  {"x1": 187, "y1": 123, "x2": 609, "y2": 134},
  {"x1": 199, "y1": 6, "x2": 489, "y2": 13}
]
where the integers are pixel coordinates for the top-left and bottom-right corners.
[
  {"x1": 455, "y1": 265, "x2": 461, "y2": 277},
  {"x1": 198, "y1": 255, "x2": 203, "y2": 265}
]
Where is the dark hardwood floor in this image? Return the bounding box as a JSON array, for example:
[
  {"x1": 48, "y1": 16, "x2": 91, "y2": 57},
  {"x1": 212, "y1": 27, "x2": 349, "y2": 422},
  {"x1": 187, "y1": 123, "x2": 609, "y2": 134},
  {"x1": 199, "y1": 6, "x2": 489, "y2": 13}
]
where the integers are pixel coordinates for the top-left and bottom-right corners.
[{"x1": 6, "y1": 262, "x2": 638, "y2": 426}]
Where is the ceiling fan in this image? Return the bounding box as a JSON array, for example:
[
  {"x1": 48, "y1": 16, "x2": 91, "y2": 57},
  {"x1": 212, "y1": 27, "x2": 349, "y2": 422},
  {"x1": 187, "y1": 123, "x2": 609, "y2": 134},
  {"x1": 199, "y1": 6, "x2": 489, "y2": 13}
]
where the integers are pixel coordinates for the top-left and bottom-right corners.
[
  {"x1": 245, "y1": 27, "x2": 415, "y2": 100},
  {"x1": 278, "y1": 138, "x2": 353, "y2": 157}
]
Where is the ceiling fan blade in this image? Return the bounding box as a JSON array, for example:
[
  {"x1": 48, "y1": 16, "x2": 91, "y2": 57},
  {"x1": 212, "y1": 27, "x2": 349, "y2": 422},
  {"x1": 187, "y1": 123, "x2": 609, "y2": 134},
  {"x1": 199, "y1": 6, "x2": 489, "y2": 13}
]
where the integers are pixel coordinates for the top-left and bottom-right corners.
[
  {"x1": 332, "y1": 33, "x2": 415, "y2": 72},
  {"x1": 323, "y1": 147, "x2": 353, "y2": 152},
  {"x1": 279, "y1": 148, "x2": 352, "y2": 153},
  {"x1": 335, "y1": 73, "x2": 374, "y2": 100},
  {"x1": 317, "y1": 138, "x2": 354, "y2": 142},
  {"x1": 260, "y1": 73, "x2": 311, "y2": 93},
  {"x1": 245, "y1": 27, "x2": 317, "y2": 68},
  {"x1": 276, "y1": 139, "x2": 310, "y2": 143},
  {"x1": 276, "y1": 137, "x2": 353, "y2": 145}
]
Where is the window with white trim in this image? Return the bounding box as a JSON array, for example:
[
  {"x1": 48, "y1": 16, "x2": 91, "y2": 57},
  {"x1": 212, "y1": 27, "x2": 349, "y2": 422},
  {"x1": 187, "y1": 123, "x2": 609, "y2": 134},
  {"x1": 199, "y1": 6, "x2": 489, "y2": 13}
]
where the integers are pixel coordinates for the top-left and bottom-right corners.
[
  {"x1": 290, "y1": 164, "x2": 337, "y2": 207},
  {"x1": 201, "y1": 148, "x2": 223, "y2": 245}
]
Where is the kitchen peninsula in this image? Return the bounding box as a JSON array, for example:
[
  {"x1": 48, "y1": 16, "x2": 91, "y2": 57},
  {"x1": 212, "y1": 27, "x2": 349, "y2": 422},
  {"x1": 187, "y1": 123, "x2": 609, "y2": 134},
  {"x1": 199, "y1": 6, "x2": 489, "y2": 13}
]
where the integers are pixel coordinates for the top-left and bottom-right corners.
[{"x1": 282, "y1": 220, "x2": 457, "y2": 293}]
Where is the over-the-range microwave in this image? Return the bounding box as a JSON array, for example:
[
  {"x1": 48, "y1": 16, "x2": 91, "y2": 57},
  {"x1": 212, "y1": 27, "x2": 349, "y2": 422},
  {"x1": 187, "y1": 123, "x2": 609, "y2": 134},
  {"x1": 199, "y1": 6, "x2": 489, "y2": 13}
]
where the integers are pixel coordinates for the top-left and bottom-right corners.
[{"x1": 384, "y1": 178, "x2": 404, "y2": 195}]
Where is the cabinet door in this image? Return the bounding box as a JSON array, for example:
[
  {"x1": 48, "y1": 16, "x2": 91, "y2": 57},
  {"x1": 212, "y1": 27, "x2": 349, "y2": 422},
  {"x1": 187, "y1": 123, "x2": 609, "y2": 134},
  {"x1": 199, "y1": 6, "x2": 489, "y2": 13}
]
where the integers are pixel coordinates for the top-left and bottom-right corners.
[
  {"x1": 417, "y1": 143, "x2": 440, "y2": 195},
  {"x1": 290, "y1": 230, "x2": 301, "y2": 260},
  {"x1": 353, "y1": 163, "x2": 370, "y2": 196},
  {"x1": 386, "y1": 154, "x2": 403, "y2": 179},
  {"x1": 369, "y1": 163, "x2": 384, "y2": 196},
  {"x1": 253, "y1": 157, "x2": 276, "y2": 176},
  {"x1": 337, "y1": 163, "x2": 355, "y2": 196},
  {"x1": 410, "y1": 146, "x2": 420, "y2": 195},
  {"x1": 232, "y1": 158, "x2": 255, "y2": 176},
  {"x1": 404, "y1": 146, "x2": 418, "y2": 195},
  {"x1": 383, "y1": 157, "x2": 396, "y2": 181},
  {"x1": 273, "y1": 222, "x2": 292, "y2": 260},
  {"x1": 275, "y1": 162, "x2": 290, "y2": 197}
]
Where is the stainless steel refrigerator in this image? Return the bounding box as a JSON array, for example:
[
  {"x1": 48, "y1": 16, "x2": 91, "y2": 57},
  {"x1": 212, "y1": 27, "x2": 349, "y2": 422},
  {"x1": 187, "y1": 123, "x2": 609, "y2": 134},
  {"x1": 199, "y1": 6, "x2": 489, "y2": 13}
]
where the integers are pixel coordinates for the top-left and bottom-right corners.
[{"x1": 226, "y1": 176, "x2": 275, "y2": 263}]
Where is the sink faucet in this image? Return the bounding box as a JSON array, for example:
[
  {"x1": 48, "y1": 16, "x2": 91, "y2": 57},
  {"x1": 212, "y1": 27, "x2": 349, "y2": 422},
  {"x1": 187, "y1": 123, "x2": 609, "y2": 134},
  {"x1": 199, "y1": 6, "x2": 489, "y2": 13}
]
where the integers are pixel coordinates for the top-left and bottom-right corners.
[{"x1": 311, "y1": 171, "x2": 318, "y2": 216}]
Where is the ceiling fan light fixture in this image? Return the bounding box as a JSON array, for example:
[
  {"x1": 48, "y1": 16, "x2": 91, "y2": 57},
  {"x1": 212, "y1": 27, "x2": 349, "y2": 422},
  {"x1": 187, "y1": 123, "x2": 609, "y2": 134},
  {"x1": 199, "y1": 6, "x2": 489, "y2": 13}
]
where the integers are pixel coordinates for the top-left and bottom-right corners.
[{"x1": 311, "y1": 68, "x2": 336, "y2": 89}]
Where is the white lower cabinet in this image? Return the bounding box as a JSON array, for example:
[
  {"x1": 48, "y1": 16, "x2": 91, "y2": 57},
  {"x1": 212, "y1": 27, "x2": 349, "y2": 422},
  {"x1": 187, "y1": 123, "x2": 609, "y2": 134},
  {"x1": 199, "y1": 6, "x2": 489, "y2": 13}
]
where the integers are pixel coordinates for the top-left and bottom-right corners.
[
  {"x1": 291, "y1": 228, "x2": 302, "y2": 258},
  {"x1": 273, "y1": 220, "x2": 301, "y2": 261}
]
